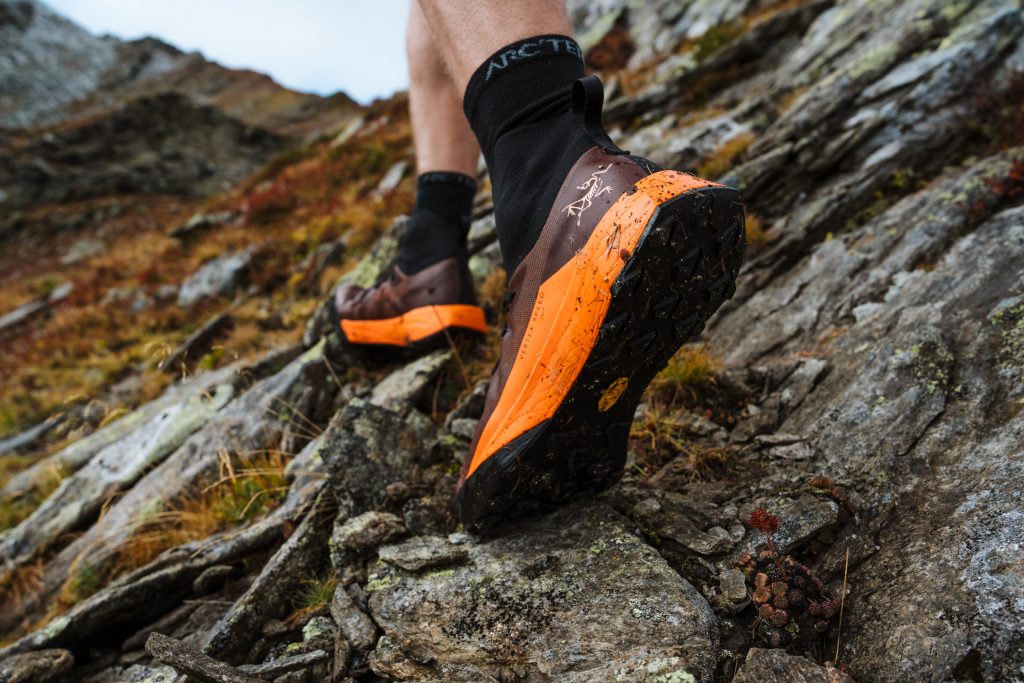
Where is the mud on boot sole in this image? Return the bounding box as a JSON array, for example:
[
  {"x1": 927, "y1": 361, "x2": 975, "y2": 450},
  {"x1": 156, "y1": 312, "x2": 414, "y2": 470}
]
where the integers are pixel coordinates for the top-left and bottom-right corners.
[{"x1": 457, "y1": 184, "x2": 745, "y2": 533}]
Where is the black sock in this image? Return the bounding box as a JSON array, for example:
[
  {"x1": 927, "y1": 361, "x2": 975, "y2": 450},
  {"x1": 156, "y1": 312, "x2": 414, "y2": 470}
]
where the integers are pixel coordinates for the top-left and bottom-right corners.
[
  {"x1": 463, "y1": 35, "x2": 613, "y2": 274},
  {"x1": 396, "y1": 171, "x2": 477, "y2": 275}
]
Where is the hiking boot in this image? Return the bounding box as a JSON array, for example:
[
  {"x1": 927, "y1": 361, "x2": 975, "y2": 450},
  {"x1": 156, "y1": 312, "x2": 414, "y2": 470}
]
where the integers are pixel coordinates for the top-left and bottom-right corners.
[
  {"x1": 456, "y1": 76, "x2": 746, "y2": 531},
  {"x1": 331, "y1": 255, "x2": 487, "y2": 351}
]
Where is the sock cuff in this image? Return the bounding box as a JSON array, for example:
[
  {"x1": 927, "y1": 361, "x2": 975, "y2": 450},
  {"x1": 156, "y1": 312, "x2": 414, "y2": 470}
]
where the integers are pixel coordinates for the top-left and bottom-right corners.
[
  {"x1": 417, "y1": 171, "x2": 477, "y2": 192},
  {"x1": 463, "y1": 35, "x2": 585, "y2": 157}
]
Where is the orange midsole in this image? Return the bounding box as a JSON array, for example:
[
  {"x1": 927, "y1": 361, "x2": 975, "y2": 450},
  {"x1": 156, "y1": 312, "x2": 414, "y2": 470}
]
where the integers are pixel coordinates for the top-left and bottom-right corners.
[
  {"x1": 340, "y1": 304, "x2": 487, "y2": 346},
  {"x1": 466, "y1": 170, "x2": 717, "y2": 477}
]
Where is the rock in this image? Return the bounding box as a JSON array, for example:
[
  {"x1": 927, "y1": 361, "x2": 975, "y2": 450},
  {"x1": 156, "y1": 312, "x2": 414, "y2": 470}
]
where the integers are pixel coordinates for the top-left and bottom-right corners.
[
  {"x1": 0, "y1": 649, "x2": 73, "y2": 682},
  {"x1": 329, "y1": 116, "x2": 364, "y2": 149},
  {"x1": 177, "y1": 248, "x2": 255, "y2": 307},
  {"x1": 203, "y1": 497, "x2": 333, "y2": 663},
  {"x1": 631, "y1": 492, "x2": 737, "y2": 556},
  {"x1": 716, "y1": 568, "x2": 750, "y2": 614},
  {"x1": 735, "y1": 495, "x2": 839, "y2": 558},
  {"x1": 444, "y1": 379, "x2": 489, "y2": 427},
  {"x1": 733, "y1": 648, "x2": 852, "y2": 683},
  {"x1": 0, "y1": 363, "x2": 240, "y2": 499},
  {"x1": 99, "y1": 286, "x2": 152, "y2": 311},
  {"x1": 0, "y1": 414, "x2": 64, "y2": 455},
  {"x1": 145, "y1": 632, "x2": 264, "y2": 683},
  {"x1": 1, "y1": 344, "x2": 334, "y2": 635},
  {"x1": 168, "y1": 210, "x2": 235, "y2": 241},
  {"x1": 46, "y1": 281, "x2": 73, "y2": 304},
  {"x1": 0, "y1": 378, "x2": 236, "y2": 585},
  {"x1": 374, "y1": 160, "x2": 408, "y2": 195},
  {"x1": 377, "y1": 536, "x2": 468, "y2": 572},
  {"x1": 368, "y1": 635, "x2": 438, "y2": 681},
  {"x1": 82, "y1": 399, "x2": 108, "y2": 426},
  {"x1": 0, "y1": 299, "x2": 46, "y2": 336},
  {"x1": 330, "y1": 585, "x2": 378, "y2": 654},
  {"x1": 324, "y1": 398, "x2": 442, "y2": 516},
  {"x1": 446, "y1": 418, "x2": 477, "y2": 442},
  {"x1": 330, "y1": 511, "x2": 406, "y2": 568},
  {"x1": 293, "y1": 239, "x2": 345, "y2": 295},
  {"x1": 401, "y1": 496, "x2": 456, "y2": 536},
  {"x1": 159, "y1": 311, "x2": 235, "y2": 374},
  {"x1": 368, "y1": 501, "x2": 719, "y2": 681},
  {"x1": 368, "y1": 350, "x2": 452, "y2": 413},
  {"x1": 192, "y1": 564, "x2": 236, "y2": 595},
  {"x1": 59, "y1": 237, "x2": 105, "y2": 264},
  {"x1": 237, "y1": 650, "x2": 329, "y2": 678}
]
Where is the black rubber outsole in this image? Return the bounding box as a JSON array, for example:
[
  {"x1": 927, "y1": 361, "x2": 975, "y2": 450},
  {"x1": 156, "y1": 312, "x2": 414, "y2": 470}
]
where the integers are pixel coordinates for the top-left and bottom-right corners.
[{"x1": 456, "y1": 185, "x2": 746, "y2": 534}]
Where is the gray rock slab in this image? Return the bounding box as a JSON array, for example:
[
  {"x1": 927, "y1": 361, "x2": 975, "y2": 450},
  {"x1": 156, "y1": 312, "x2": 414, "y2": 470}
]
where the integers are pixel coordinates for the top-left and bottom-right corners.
[
  {"x1": 368, "y1": 501, "x2": 719, "y2": 682},
  {"x1": 0, "y1": 648, "x2": 73, "y2": 683},
  {"x1": 377, "y1": 536, "x2": 468, "y2": 572},
  {"x1": 146, "y1": 632, "x2": 263, "y2": 683},
  {"x1": 0, "y1": 381, "x2": 235, "y2": 583}
]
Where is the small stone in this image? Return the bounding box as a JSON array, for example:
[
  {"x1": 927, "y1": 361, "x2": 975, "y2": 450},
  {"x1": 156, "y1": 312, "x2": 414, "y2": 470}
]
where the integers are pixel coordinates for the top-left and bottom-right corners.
[
  {"x1": 192, "y1": 564, "x2": 235, "y2": 594},
  {"x1": 369, "y1": 635, "x2": 437, "y2": 681},
  {"x1": 177, "y1": 248, "x2": 254, "y2": 307},
  {"x1": 168, "y1": 210, "x2": 235, "y2": 241},
  {"x1": 302, "y1": 616, "x2": 336, "y2": 642},
  {"x1": 369, "y1": 351, "x2": 451, "y2": 413},
  {"x1": 377, "y1": 536, "x2": 469, "y2": 572},
  {"x1": 47, "y1": 281, "x2": 73, "y2": 304},
  {"x1": 733, "y1": 648, "x2": 853, "y2": 683},
  {"x1": 374, "y1": 160, "x2": 408, "y2": 195},
  {"x1": 59, "y1": 237, "x2": 105, "y2": 264},
  {"x1": 332, "y1": 511, "x2": 406, "y2": 557},
  {"x1": 330, "y1": 584, "x2": 378, "y2": 654},
  {"x1": 447, "y1": 417, "x2": 478, "y2": 441},
  {"x1": 718, "y1": 568, "x2": 750, "y2": 613},
  {"x1": 735, "y1": 495, "x2": 839, "y2": 558},
  {"x1": 0, "y1": 649, "x2": 73, "y2": 682}
]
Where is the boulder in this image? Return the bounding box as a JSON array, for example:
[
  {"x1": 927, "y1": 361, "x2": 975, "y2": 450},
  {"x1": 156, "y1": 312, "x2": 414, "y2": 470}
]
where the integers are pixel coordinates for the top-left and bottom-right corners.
[
  {"x1": 177, "y1": 248, "x2": 255, "y2": 307},
  {"x1": 368, "y1": 501, "x2": 719, "y2": 681}
]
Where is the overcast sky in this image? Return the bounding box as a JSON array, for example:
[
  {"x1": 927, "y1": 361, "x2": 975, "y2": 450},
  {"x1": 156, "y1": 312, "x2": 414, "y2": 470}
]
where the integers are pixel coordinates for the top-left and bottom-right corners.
[{"x1": 46, "y1": 0, "x2": 412, "y2": 103}]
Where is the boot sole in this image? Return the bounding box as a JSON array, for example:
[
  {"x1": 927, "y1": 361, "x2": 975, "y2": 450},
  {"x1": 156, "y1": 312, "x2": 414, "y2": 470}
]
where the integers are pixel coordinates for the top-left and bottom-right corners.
[
  {"x1": 457, "y1": 181, "x2": 745, "y2": 532},
  {"x1": 334, "y1": 303, "x2": 488, "y2": 350}
]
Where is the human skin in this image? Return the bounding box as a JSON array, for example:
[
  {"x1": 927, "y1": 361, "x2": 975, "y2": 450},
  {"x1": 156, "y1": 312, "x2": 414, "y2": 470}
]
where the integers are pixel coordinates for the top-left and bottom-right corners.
[{"x1": 406, "y1": 1, "x2": 480, "y2": 177}]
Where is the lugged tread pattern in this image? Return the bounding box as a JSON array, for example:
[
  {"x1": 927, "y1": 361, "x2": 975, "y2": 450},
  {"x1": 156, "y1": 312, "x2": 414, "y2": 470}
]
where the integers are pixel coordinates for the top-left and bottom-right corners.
[{"x1": 458, "y1": 186, "x2": 746, "y2": 533}]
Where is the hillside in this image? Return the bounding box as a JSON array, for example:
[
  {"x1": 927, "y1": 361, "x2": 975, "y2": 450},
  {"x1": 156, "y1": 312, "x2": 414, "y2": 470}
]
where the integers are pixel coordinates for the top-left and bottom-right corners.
[{"x1": 1, "y1": 0, "x2": 1023, "y2": 681}]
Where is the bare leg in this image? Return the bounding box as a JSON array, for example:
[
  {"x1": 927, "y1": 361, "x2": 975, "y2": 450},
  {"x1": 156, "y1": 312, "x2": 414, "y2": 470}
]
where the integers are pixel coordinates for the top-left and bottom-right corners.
[
  {"x1": 416, "y1": 0, "x2": 573, "y2": 94},
  {"x1": 407, "y1": 2, "x2": 480, "y2": 176}
]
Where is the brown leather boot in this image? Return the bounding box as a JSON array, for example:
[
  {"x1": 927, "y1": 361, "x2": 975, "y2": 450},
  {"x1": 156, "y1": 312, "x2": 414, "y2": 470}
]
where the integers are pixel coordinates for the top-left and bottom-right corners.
[
  {"x1": 456, "y1": 77, "x2": 746, "y2": 532},
  {"x1": 331, "y1": 256, "x2": 487, "y2": 351}
]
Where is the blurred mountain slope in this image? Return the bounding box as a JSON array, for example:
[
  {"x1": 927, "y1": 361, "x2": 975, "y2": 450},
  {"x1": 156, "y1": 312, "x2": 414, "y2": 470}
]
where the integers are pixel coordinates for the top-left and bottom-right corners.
[{"x1": 0, "y1": 1, "x2": 1022, "y2": 682}]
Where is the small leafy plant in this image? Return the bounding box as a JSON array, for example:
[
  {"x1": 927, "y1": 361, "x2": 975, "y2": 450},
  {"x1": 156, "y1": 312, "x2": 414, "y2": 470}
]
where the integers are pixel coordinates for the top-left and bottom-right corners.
[{"x1": 737, "y1": 508, "x2": 841, "y2": 649}]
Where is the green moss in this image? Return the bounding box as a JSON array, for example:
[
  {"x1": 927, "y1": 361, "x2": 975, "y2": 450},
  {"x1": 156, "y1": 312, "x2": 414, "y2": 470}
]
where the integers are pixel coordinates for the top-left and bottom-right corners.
[
  {"x1": 692, "y1": 22, "x2": 745, "y2": 62},
  {"x1": 63, "y1": 563, "x2": 103, "y2": 606},
  {"x1": 366, "y1": 574, "x2": 401, "y2": 592}
]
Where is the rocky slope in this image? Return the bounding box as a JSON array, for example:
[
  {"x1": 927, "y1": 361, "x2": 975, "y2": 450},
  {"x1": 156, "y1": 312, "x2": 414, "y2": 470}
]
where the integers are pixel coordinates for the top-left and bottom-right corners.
[{"x1": 1, "y1": 0, "x2": 1023, "y2": 681}]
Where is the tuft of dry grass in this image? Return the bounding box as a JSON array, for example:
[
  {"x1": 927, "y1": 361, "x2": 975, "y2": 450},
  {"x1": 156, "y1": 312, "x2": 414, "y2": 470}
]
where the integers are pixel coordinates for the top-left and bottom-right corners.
[
  {"x1": 58, "y1": 448, "x2": 290, "y2": 607},
  {"x1": 697, "y1": 132, "x2": 756, "y2": 180},
  {"x1": 287, "y1": 574, "x2": 339, "y2": 625},
  {"x1": 745, "y1": 212, "x2": 769, "y2": 246},
  {"x1": 649, "y1": 344, "x2": 722, "y2": 403},
  {"x1": 0, "y1": 458, "x2": 68, "y2": 532}
]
